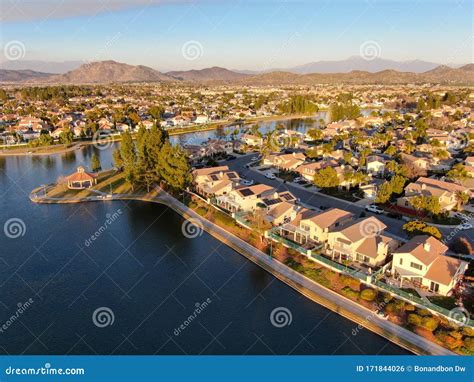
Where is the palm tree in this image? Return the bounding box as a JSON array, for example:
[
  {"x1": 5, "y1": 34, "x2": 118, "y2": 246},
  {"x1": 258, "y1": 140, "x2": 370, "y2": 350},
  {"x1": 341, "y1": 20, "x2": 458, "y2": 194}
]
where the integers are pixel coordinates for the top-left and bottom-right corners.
[{"x1": 447, "y1": 164, "x2": 469, "y2": 184}]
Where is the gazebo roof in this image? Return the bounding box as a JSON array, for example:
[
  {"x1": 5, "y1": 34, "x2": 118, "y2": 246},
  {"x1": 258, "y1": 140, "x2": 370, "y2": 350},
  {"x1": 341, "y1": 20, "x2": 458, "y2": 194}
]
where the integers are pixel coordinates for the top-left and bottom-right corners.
[{"x1": 67, "y1": 166, "x2": 97, "y2": 182}]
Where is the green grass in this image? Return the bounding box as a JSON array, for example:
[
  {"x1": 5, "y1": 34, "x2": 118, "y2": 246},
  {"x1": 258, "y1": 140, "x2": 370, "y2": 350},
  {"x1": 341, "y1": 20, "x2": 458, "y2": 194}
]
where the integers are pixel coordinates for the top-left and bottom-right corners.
[
  {"x1": 320, "y1": 188, "x2": 359, "y2": 202},
  {"x1": 277, "y1": 171, "x2": 297, "y2": 182},
  {"x1": 427, "y1": 296, "x2": 458, "y2": 310}
]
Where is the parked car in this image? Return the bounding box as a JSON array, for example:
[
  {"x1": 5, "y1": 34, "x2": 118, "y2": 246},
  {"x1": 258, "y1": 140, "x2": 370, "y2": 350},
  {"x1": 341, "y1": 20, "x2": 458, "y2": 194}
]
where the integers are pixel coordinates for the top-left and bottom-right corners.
[
  {"x1": 265, "y1": 172, "x2": 276, "y2": 180},
  {"x1": 241, "y1": 179, "x2": 254, "y2": 186},
  {"x1": 293, "y1": 177, "x2": 304, "y2": 183},
  {"x1": 459, "y1": 223, "x2": 473, "y2": 230},
  {"x1": 387, "y1": 212, "x2": 402, "y2": 220},
  {"x1": 251, "y1": 156, "x2": 260, "y2": 161},
  {"x1": 365, "y1": 204, "x2": 384, "y2": 214}
]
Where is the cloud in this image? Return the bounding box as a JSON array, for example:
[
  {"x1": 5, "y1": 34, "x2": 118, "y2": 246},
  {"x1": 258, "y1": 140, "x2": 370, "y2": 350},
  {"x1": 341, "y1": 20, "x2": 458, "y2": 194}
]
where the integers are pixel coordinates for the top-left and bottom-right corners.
[{"x1": 0, "y1": 0, "x2": 189, "y2": 22}]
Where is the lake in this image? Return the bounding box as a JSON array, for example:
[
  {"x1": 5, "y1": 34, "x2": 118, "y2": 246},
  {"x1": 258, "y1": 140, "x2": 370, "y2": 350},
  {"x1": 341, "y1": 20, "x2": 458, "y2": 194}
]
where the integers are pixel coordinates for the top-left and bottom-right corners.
[{"x1": 0, "y1": 117, "x2": 409, "y2": 355}]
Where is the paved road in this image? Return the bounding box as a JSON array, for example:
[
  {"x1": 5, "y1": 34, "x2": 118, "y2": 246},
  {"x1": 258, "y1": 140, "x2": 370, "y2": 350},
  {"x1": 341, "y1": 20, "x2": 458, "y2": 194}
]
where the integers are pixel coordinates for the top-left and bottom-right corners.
[{"x1": 223, "y1": 155, "x2": 474, "y2": 243}]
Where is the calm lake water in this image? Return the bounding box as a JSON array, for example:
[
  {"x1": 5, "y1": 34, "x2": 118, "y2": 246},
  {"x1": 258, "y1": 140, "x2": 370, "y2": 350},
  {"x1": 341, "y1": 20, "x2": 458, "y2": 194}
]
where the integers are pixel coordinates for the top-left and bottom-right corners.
[
  {"x1": 0, "y1": 117, "x2": 409, "y2": 355},
  {"x1": 169, "y1": 109, "x2": 375, "y2": 146}
]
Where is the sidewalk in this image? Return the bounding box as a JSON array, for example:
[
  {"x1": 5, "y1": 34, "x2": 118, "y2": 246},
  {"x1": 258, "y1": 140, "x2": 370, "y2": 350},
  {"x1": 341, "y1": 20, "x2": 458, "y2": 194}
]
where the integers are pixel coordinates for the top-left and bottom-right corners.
[
  {"x1": 30, "y1": 187, "x2": 457, "y2": 355},
  {"x1": 157, "y1": 190, "x2": 455, "y2": 356}
]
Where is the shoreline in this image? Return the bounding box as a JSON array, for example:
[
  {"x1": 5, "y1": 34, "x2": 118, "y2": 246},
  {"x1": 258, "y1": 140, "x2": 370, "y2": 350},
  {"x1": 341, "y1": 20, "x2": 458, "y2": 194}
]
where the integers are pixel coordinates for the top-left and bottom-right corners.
[
  {"x1": 0, "y1": 113, "x2": 318, "y2": 157},
  {"x1": 29, "y1": 188, "x2": 457, "y2": 356}
]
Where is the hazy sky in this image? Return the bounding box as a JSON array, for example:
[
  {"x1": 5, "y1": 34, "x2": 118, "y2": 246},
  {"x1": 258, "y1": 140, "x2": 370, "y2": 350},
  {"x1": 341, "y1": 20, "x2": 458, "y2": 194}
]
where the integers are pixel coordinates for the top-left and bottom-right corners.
[{"x1": 0, "y1": 0, "x2": 472, "y2": 71}]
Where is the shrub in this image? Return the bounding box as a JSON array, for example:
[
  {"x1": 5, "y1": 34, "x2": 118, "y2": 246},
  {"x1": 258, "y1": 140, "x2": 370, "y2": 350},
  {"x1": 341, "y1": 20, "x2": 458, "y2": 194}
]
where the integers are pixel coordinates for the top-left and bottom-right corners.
[
  {"x1": 416, "y1": 308, "x2": 431, "y2": 317},
  {"x1": 360, "y1": 288, "x2": 377, "y2": 301},
  {"x1": 341, "y1": 286, "x2": 359, "y2": 300},
  {"x1": 435, "y1": 331, "x2": 463, "y2": 350},
  {"x1": 421, "y1": 316, "x2": 439, "y2": 331},
  {"x1": 405, "y1": 304, "x2": 416, "y2": 312},
  {"x1": 464, "y1": 337, "x2": 474, "y2": 352},
  {"x1": 381, "y1": 293, "x2": 393, "y2": 304},
  {"x1": 449, "y1": 330, "x2": 463, "y2": 340},
  {"x1": 394, "y1": 299, "x2": 406, "y2": 312},
  {"x1": 303, "y1": 268, "x2": 330, "y2": 288},
  {"x1": 463, "y1": 326, "x2": 474, "y2": 337},
  {"x1": 385, "y1": 303, "x2": 397, "y2": 314},
  {"x1": 407, "y1": 314, "x2": 422, "y2": 326},
  {"x1": 339, "y1": 274, "x2": 360, "y2": 290}
]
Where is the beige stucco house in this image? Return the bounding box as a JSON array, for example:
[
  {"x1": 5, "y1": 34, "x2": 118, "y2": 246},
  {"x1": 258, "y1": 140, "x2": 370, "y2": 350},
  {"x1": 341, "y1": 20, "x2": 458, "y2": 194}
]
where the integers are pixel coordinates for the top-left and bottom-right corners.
[
  {"x1": 192, "y1": 166, "x2": 240, "y2": 197},
  {"x1": 327, "y1": 217, "x2": 399, "y2": 267},
  {"x1": 391, "y1": 235, "x2": 468, "y2": 295},
  {"x1": 397, "y1": 177, "x2": 470, "y2": 212}
]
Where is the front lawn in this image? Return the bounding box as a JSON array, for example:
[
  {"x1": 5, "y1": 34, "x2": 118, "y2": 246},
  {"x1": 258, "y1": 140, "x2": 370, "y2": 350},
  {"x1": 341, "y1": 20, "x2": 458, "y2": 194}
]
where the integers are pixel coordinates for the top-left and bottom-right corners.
[
  {"x1": 319, "y1": 187, "x2": 359, "y2": 202},
  {"x1": 277, "y1": 170, "x2": 297, "y2": 182},
  {"x1": 427, "y1": 296, "x2": 458, "y2": 310}
]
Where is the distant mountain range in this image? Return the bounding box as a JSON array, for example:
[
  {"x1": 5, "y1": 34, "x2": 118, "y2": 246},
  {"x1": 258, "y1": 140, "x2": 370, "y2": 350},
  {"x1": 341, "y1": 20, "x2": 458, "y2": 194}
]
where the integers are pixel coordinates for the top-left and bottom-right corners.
[
  {"x1": 0, "y1": 60, "x2": 83, "y2": 74},
  {"x1": 239, "y1": 56, "x2": 452, "y2": 75},
  {"x1": 2, "y1": 56, "x2": 465, "y2": 75},
  {"x1": 0, "y1": 60, "x2": 472, "y2": 85},
  {"x1": 235, "y1": 64, "x2": 474, "y2": 85},
  {"x1": 0, "y1": 69, "x2": 53, "y2": 82},
  {"x1": 166, "y1": 66, "x2": 248, "y2": 82}
]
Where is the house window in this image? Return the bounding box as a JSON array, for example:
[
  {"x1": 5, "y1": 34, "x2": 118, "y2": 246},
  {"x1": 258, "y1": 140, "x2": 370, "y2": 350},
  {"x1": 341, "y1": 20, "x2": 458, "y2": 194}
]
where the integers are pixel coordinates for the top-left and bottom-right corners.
[
  {"x1": 356, "y1": 254, "x2": 369, "y2": 263},
  {"x1": 410, "y1": 262, "x2": 422, "y2": 270},
  {"x1": 399, "y1": 258, "x2": 403, "y2": 265},
  {"x1": 430, "y1": 281, "x2": 440, "y2": 293}
]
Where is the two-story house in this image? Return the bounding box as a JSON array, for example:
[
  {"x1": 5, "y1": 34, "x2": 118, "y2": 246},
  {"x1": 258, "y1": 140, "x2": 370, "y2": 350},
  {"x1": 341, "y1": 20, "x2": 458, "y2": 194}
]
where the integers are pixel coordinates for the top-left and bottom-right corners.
[
  {"x1": 192, "y1": 166, "x2": 240, "y2": 197},
  {"x1": 397, "y1": 177, "x2": 470, "y2": 212},
  {"x1": 294, "y1": 160, "x2": 338, "y2": 182},
  {"x1": 264, "y1": 152, "x2": 306, "y2": 171},
  {"x1": 276, "y1": 208, "x2": 354, "y2": 246},
  {"x1": 215, "y1": 184, "x2": 275, "y2": 212},
  {"x1": 366, "y1": 155, "x2": 386, "y2": 175},
  {"x1": 391, "y1": 235, "x2": 468, "y2": 295},
  {"x1": 327, "y1": 217, "x2": 399, "y2": 267}
]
